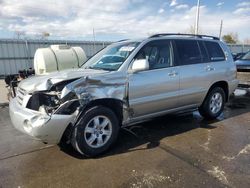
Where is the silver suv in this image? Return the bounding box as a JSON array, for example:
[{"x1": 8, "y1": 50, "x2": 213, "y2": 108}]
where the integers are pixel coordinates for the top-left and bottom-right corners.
[{"x1": 9, "y1": 34, "x2": 238, "y2": 156}]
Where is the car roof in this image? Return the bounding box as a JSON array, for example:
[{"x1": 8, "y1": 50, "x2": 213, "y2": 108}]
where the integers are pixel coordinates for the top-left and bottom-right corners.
[
  {"x1": 148, "y1": 33, "x2": 220, "y2": 40},
  {"x1": 115, "y1": 33, "x2": 221, "y2": 45}
]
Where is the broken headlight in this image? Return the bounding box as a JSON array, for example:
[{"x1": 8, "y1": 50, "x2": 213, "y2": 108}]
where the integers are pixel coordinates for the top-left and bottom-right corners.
[{"x1": 27, "y1": 92, "x2": 60, "y2": 113}]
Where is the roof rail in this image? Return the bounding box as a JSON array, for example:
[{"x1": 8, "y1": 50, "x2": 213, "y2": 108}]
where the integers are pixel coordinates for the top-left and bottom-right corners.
[
  {"x1": 149, "y1": 33, "x2": 220, "y2": 40},
  {"x1": 116, "y1": 39, "x2": 129, "y2": 42}
]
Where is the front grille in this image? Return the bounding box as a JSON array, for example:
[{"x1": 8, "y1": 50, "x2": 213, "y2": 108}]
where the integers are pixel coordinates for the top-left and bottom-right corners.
[{"x1": 16, "y1": 87, "x2": 26, "y2": 106}]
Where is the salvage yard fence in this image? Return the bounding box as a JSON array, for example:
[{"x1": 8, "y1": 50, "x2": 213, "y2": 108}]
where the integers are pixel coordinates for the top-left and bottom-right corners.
[
  {"x1": 0, "y1": 39, "x2": 111, "y2": 76},
  {"x1": 228, "y1": 44, "x2": 250, "y2": 54},
  {"x1": 0, "y1": 38, "x2": 250, "y2": 76}
]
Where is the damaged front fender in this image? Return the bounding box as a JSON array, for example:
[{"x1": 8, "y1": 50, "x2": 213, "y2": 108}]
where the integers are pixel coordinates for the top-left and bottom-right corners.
[
  {"x1": 58, "y1": 73, "x2": 131, "y2": 124},
  {"x1": 25, "y1": 71, "x2": 131, "y2": 130}
]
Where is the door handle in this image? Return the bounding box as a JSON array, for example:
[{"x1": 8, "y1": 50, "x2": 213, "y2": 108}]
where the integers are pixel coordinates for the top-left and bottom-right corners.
[
  {"x1": 205, "y1": 66, "x2": 215, "y2": 71},
  {"x1": 168, "y1": 71, "x2": 178, "y2": 77}
]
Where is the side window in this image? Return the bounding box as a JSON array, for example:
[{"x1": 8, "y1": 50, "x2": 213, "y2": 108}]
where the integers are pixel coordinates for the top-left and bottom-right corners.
[
  {"x1": 204, "y1": 41, "x2": 225, "y2": 62},
  {"x1": 135, "y1": 40, "x2": 173, "y2": 70},
  {"x1": 198, "y1": 41, "x2": 209, "y2": 63},
  {"x1": 175, "y1": 40, "x2": 202, "y2": 65}
]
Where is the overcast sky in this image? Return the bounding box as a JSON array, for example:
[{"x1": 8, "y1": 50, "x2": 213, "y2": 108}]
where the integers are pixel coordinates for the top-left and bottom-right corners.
[{"x1": 0, "y1": 0, "x2": 249, "y2": 41}]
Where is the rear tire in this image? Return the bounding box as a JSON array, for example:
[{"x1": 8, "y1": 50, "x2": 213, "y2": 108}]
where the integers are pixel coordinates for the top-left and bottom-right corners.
[
  {"x1": 199, "y1": 87, "x2": 225, "y2": 119},
  {"x1": 71, "y1": 106, "x2": 120, "y2": 157}
]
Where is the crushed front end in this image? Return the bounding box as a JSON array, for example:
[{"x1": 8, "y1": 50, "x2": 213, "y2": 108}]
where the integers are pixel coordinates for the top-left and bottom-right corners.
[
  {"x1": 9, "y1": 80, "x2": 80, "y2": 144},
  {"x1": 9, "y1": 71, "x2": 128, "y2": 144}
]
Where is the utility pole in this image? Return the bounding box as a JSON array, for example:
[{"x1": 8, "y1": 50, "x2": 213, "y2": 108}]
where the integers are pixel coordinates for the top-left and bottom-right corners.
[
  {"x1": 219, "y1": 20, "x2": 223, "y2": 39},
  {"x1": 195, "y1": 0, "x2": 200, "y2": 35}
]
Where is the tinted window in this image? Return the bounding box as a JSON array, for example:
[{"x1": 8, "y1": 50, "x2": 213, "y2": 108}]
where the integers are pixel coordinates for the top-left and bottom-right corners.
[
  {"x1": 175, "y1": 40, "x2": 202, "y2": 65},
  {"x1": 204, "y1": 41, "x2": 225, "y2": 62},
  {"x1": 135, "y1": 40, "x2": 173, "y2": 70},
  {"x1": 198, "y1": 41, "x2": 209, "y2": 63}
]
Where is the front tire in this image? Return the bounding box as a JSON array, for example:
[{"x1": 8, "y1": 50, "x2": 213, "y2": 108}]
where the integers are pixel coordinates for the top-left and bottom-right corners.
[
  {"x1": 199, "y1": 87, "x2": 225, "y2": 119},
  {"x1": 72, "y1": 106, "x2": 120, "y2": 157}
]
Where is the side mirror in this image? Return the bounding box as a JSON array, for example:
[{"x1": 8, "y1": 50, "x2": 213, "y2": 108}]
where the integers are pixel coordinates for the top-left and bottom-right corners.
[{"x1": 130, "y1": 59, "x2": 149, "y2": 73}]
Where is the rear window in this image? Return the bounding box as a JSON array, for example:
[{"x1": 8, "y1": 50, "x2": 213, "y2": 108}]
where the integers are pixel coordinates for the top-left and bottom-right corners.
[
  {"x1": 204, "y1": 41, "x2": 225, "y2": 62},
  {"x1": 175, "y1": 40, "x2": 202, "y2": 65}
]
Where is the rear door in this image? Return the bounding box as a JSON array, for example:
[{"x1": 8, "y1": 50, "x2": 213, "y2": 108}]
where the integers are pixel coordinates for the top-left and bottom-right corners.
[
  {"x1": 128, "y1": 40, "x2": 180, "y2": 117},
  {"x1": 203, "y1": 41, "x2": 227, "y2": 83},
  {"x1": 175, "y1": 39, "x2": 212, "y2": 106}
]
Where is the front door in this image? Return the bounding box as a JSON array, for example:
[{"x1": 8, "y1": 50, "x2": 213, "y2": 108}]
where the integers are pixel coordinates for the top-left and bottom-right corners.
[{"x1": 128, "y1": 40, "x2": 180, "y2": 117}]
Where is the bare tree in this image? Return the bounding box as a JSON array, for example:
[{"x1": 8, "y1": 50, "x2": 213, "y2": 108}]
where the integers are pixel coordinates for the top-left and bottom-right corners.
[
  {"x1": 188, "y1": 25, "x2": 196, "y2": 34},
  {"x1": 14, "y1": 30, "x2": 26, "y2": 39},
  {"x1": 186, "y1": 25, "x2": 202, "y2": 35},
  {"x1": 243, "y1": 38, "x2": 250, "y2": 45},
  {"x1": 32, "y1": 32, "x2": 50, "y2": 40}
]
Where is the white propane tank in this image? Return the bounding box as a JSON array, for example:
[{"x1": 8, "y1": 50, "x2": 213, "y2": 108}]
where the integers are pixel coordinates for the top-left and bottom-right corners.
[{"x1": 34, "y1": 45, "x2": 87, "y2": 75}]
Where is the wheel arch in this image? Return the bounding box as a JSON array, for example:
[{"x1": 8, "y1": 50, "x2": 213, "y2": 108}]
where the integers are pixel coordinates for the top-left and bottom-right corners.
[
  {"x1": 84, "y1": 98, "x2": 124, "y2": 124},
  {"x1": 205, "y1": 81, "x2": 229, "y2": 103},
  {"x1": 59, "y1": 98, "x2": 124, "y2": 146}
]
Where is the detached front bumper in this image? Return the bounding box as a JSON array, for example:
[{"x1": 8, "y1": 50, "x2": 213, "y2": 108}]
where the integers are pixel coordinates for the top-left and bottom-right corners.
[{"x1": 9, "y1": 98, "x2": 76, "y2": 144}]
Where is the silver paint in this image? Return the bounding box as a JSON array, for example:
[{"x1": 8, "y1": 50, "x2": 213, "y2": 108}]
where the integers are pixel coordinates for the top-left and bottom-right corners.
[{"x1": 9, "y1": 37, "x2": 239, "y2": 144}]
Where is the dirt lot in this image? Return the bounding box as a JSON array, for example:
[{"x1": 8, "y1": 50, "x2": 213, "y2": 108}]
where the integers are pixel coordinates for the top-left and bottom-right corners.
[{"x1": 0, "y1": 90, "x2": 250, "y2": 188}]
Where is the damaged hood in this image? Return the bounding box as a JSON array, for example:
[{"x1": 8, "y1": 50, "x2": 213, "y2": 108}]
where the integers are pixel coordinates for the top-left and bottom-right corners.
[{"x1": 18, "y1": 68, "x2": 108, "y2": 92}]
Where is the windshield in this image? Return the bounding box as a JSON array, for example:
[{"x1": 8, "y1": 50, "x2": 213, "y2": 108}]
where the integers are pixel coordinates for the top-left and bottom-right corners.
[
  {"x1": 241, "y1": 52, "x2": 250, "y2": 60},
  {"x1": 82, "y1": 41, "x2": 140, "y2": 71}
]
